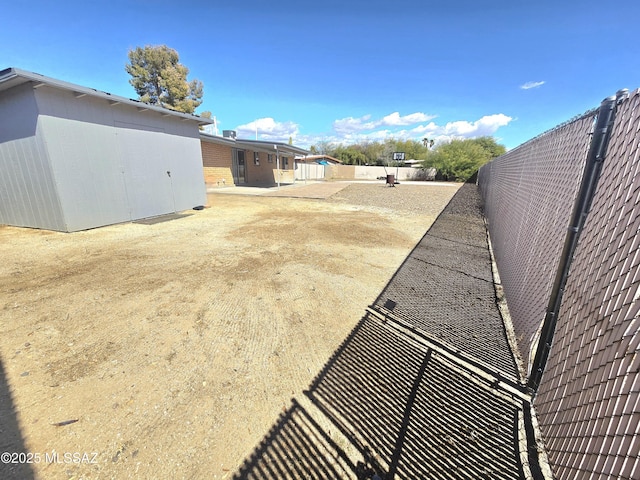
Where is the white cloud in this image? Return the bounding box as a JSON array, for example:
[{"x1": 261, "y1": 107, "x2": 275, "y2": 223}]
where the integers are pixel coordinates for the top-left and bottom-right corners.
[
  {"x1": 333, "y1": 115, "x2": 377, "y2": 133},
  {"x1": 380, "y1": 111, "x2": 435, "y2": 126},
  {"x1": 404, "y1": 122, "x2": 441, "y2": 136},
  {"x1": 235, "y1": 117, "x2": 299, "y2": 142},
  {"x1": 520, "y1": 81, "x2": 545, "y2": 90},
  {"x1": 230, "y1": 112, "x2": 513, "y2": 150},
  {"x1": 333, "y1": 111, "x2": 435, "y2": 134},
  {"x1": 330, "y1": 113, "x2": 512, "y2": 146},
  {"x1": 443, "y1": 114, "x2": 513, "y2": 137}
]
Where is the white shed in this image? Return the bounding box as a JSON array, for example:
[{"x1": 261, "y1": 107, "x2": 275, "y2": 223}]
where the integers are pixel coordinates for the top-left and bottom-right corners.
[{"x1": 0, "y1": 67, "x2": 212, "y2": 232}]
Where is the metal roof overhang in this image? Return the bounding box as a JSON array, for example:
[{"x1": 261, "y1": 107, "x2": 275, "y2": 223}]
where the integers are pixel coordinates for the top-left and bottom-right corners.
[
  {"x1": 236, "y1": 138, "x2": 309, "y2": 157},
  {"x1": 199, "y1": 132, "x2": 239, "y2": 147},
  {"x1": 0, "y1": 67, "x2": 214, "y2": 126},
  {"x1": 199, "y1": 132, "x2": 310, "y2": 157}
]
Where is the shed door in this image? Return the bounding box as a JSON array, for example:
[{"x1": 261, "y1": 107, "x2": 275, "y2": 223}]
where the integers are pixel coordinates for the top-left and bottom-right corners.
[{"x1": 115, "y1": 122, "x2": 174, "y2": 219}]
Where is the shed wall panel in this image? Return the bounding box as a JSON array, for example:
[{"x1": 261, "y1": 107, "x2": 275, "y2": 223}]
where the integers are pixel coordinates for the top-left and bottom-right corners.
[
  {"x1": 0, "y1": 84, "x2": 64, "y2": 230},
  {"x1": 162, "y1": 133, "x2": 207, "y2": 210},
  {"x1": 34, "y1": 87, "x2": 205, "y2": 231},
  {"x1": 39, "y1": 114, "x2": 131, "y2": 231}
]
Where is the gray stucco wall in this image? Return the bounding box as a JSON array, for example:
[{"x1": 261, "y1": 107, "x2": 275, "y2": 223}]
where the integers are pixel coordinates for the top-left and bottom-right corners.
[{"x1": 0, "y1": 83, "x2": 65, "y2": 230}]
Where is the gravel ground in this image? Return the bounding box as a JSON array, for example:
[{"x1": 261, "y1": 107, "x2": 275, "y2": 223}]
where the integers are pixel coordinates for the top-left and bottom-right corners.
[
  {"x1": 373, "y1": 182, "x2": 520, "y2": 377},
  {"x1": 327, "y1": 183, "x2": 462, "y2": 216}
]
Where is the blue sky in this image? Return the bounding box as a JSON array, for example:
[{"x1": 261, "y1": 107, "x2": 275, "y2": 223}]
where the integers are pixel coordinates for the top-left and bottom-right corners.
[{"x1": 1, "y1": 0, "x2": 638, "y2": 150}]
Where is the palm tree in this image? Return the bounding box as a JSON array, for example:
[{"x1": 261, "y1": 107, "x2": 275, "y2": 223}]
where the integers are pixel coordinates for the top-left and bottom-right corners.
[{"x1": 422, "y1": 138, "x2": 435, "y2": 149}]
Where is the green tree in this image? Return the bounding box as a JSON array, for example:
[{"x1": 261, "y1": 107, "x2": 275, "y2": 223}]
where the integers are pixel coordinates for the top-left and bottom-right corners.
[
  {"x1": 360, "y1": 141, "x2": 384, "y2": 165},
  {"x1": 310, "y1": 139, "x2": 433, "y2": 166},
  {"x1": 473, "y1": 136, "x2": 506, "y2": 159},
  {"x1": 126, "y1": 45, "x2": 204, "y2": 114},
  {"x1": 381, "y1": 139, "x2": 398, "y2": 166},
  {"x1": 423, "y1": 137, "x2": 505, "y2": 181},
  {"x1": 198, "y1": 110, "x2": 212, "y2": 131},
  {"x1": 313, "y1": 140, "x2": 333, "y2": 155},
  {"x1": 394, "y1": 139, "x2": 429, "y2": 162},
  {"x1": 333, "y1": 145, "x2": 368, "y2": 165}
]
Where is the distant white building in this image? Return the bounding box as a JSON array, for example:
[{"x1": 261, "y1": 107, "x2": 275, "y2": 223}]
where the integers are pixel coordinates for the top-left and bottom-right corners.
[
  {"x1": 403, "y1": 159, "x2": 423, "y2": 167},
  {"x1": 0, "y1": 68, "x2": 212, "y2": 232}
]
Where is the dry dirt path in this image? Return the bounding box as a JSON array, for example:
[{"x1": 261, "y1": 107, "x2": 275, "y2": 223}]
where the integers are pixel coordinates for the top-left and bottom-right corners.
[{"x1": 0, "y1": 183, "x2": 460, "y2": 479}]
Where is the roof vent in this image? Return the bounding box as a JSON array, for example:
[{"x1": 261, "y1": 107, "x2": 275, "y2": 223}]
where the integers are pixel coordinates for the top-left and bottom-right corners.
[{"x1": 223, "y1": 130, "x2": 237, "y2": 139}]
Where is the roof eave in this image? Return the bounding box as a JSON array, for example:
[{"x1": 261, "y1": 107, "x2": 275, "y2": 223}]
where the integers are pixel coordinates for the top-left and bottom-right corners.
[
  {"x1": 0, "y1": 67, "x2": 213, "y2": 125},
  {"x1": 236, "y1": 138, "x2": 309, "y2": 155},
  {"x1": 199, "y1": 132, "x2": 238, "y2": 145}
]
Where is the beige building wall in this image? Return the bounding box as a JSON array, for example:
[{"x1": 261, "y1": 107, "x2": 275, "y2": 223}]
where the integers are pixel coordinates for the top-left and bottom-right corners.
[
  {"x1": 200, "y1": 139, "x2": 299, "y2": 187},
  {"x1": 201, "y1": 141, "x2": 234, "y2": 186},
  {"x1": 244, "y1": 150, "x2": 272, "y2": 185},
  {"x1": 245, "y1": 151, "x2": 295, "y2": 186}
]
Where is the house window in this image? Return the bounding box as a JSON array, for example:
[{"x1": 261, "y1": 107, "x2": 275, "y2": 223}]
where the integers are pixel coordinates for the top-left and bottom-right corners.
[
  {"x1": 267, "y1": 154, "x2": 273, "y2": 163},
  {"x1": 254, "y1": 152, "x2": 260, "y2": 165},
  {"x1": 283, "y1": 156, "x2": 289, "y2": 167}
]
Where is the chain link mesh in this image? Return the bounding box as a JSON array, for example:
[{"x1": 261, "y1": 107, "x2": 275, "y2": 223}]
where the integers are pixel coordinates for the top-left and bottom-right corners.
[
  {"x1": 533, "y1": 91, "x2": 640, "y2": 479},
  {"x1": 478, "y1": 113, "x2": 595, "y2": 371},
  {"x1": 479, "y1": 92, "x2": 640, "y2": 479}
]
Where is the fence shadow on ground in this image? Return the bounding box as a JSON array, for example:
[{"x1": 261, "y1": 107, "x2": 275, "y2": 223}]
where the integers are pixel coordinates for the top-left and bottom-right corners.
[
  {"x1": 231, "y1": 397, "x2": 358, "y2": 479},
  {"x1": 234, "y1": 315, "x2": 528, "y2": 480},
  {"x1": 371, "y1": 182, "x2": 520, "y2": 379},
  {"x1": 234, "y1": 181, "x2": 533, "y2": 480},
  {"x1": 0, "y1": 357, "x2": 35, "y2": 480}
]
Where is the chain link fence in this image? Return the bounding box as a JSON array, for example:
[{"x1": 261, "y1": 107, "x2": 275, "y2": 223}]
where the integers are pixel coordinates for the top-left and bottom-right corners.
[
  {"x1": 478, "y1": 111, "x2": 595, "y2": 373},
  {"x1": 478, "y1": 91, "x2": 639, "y2": 479}
]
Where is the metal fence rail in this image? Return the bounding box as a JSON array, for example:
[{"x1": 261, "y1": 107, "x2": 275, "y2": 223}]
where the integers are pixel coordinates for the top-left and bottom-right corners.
[{"x1": 479, "y1": 90, "x2": 640, "y2": 479}]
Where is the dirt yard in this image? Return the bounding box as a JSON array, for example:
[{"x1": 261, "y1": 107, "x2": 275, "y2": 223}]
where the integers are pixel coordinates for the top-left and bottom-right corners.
[{"x1": 0, "y1": 183, "x2": 460, "y2": 479}]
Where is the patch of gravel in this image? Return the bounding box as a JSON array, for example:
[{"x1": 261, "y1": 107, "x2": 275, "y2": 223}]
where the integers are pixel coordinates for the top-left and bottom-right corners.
[
  {"x1": 326, "y1": 182, "x2": 462, "y2": 216},
  {"x1": 439, "y1": 181, "x2": 485, "y2": 217}
]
